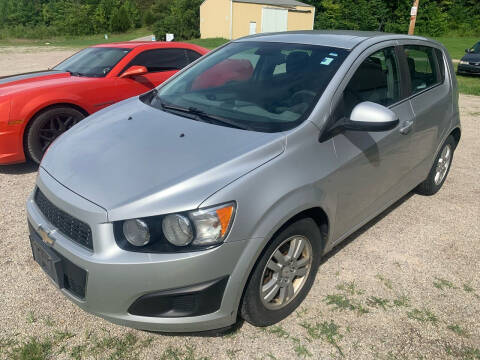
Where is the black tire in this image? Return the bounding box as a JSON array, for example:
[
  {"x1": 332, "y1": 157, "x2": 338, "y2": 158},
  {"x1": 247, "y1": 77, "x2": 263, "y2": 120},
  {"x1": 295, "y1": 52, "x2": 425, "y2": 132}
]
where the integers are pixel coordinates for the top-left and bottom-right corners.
[
  {"x1": 240, "y1": 217, "x2": 323, "y2": 327},
  {"x1": 415, "y1": 135, "x2": 456, "y2": 196},
  {"x1": 25, "y1": 107, "x2": 85, "y2": 164}
]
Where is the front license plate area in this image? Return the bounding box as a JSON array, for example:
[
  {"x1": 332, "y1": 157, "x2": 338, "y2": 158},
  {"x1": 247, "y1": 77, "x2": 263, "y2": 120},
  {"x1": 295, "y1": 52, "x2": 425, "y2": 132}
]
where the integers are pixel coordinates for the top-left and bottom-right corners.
[{"x1": 30, "y1": 234, "x2": 64, "y2": 288}]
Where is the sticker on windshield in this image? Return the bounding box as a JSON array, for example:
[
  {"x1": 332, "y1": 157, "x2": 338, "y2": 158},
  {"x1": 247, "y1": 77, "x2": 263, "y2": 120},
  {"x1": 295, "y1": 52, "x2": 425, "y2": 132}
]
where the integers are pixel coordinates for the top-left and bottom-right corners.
[
  {"x1": 329, "y1": 53, "x2": 338, "y2": 57},
  {"x1": 321, "y1": 57, "x2": 334, "y2": 66}
]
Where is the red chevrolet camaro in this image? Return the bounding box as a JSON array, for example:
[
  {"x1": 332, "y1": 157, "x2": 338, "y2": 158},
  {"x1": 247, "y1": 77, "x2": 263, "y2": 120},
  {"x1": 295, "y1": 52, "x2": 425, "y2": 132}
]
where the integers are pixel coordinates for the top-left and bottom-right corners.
[{"x1": 0, "y1": 41, "x2": 208, "y2": 164}]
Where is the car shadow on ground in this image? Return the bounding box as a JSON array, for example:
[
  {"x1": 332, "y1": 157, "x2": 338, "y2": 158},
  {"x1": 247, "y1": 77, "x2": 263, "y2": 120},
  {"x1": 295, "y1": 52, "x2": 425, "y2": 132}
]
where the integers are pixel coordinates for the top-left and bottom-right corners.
[
  {"x1": 320, "y1": 191, "x2": 415, "y2": 265},
  {"x1": 149, "y1": 191, "x2": 415, "y2": 338},
  {"x1": 0, "y1": 162, "x2": 38, "y2": 175},
  {"x1": 146, "y1": 318, "x2": 244, "y2": 338}
]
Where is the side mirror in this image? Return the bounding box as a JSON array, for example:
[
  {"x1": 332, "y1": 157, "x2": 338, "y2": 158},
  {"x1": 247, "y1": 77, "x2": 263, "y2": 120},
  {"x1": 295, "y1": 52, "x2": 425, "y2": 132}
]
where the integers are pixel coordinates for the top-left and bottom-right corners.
[
  {"x1": 320, "y1": 101, "x2": 399, "y2": 142},
  {"x1": 465, "y1": 48, "x2": 470, "y2": 53},
  {"x1": 344, "y1": 101, "x2": 399, "y2": 132},
  {"x1": 120, "y1": 65, "x2": 148, "y2": 78}
]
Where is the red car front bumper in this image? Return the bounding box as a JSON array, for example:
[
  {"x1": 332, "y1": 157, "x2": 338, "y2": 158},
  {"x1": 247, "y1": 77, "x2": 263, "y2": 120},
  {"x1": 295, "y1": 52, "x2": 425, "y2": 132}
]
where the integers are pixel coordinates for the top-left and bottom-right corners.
[{"x1": 0, "y1": 99, "x2": 25, "y2": 165}]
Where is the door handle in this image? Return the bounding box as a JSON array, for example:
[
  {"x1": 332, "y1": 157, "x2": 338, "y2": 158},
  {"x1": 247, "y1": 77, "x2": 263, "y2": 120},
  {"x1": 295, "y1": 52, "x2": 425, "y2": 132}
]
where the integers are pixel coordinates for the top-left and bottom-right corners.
[{"x1": 399, "y1": 120, "x2": 413, "y2": 135}]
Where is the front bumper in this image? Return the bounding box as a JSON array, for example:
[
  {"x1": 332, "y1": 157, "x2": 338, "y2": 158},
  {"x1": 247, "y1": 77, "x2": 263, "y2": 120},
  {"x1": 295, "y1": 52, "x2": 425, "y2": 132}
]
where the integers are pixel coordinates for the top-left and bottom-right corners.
[
  {"x1": 457, "y1": 63, "x2": 480, "y2": 74},
  {"x1": 26, "y1": 168, "x2": 249, "y2": 332},
  {"x1": 0, "y1": 97, "x2": 25, "y2": 165}
]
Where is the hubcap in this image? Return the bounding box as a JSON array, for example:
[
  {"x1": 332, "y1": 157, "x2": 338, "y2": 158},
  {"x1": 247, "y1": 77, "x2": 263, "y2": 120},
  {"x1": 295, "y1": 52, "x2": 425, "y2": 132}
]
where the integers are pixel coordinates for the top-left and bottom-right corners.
[
  {"x1": 38, "y1": 114, "x2": 81, "y2": 152},
  {"x1": 434, "y1": 144, "x2": 452, "y2": 185},
  {"x1": 260, "y1": 235, "x2": 313, "y2": 310}
]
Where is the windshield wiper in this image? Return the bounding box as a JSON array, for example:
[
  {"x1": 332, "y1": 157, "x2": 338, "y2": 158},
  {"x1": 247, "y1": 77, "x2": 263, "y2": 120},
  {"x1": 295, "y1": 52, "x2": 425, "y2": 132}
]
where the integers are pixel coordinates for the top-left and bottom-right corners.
[
  {"x1": 157, "y1": 99, "x2": 252, "y2": 131},
  {"x1": 66, "y1": 70, "x2": 88, "y2": 77}
]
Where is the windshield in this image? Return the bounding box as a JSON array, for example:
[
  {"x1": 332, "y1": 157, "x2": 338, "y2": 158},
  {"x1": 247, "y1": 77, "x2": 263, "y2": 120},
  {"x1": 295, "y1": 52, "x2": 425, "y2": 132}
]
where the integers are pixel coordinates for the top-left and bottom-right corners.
[
  {"x1": 147, "y1": 41, "x2": 349, "y2": 132},
  {"x1": 472, "y1": 42, "x2": 480, "y2": 53},
  {"x1": 54, "y1": 47, "x2": 130, "y2": 77}
]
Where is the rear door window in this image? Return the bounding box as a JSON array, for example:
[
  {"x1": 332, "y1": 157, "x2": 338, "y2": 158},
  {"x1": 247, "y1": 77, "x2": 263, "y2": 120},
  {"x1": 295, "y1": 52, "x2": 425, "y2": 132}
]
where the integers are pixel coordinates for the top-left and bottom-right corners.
[{"x1": 404, "y1": 45, "x2": 440, "y2": 94}]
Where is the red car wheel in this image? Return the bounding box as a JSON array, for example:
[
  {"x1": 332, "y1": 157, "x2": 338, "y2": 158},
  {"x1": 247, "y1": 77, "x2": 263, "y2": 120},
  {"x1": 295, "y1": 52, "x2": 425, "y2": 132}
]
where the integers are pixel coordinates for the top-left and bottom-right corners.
[{"x1": 25, "y1": 107, "x2": 85, "y2": 164}]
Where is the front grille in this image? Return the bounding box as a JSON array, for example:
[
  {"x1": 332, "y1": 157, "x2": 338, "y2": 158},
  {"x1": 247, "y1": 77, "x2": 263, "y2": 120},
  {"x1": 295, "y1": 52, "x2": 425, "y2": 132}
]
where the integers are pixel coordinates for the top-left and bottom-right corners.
[{"x1": 34, "y1": 189, "x2": 93, "y2": 250}]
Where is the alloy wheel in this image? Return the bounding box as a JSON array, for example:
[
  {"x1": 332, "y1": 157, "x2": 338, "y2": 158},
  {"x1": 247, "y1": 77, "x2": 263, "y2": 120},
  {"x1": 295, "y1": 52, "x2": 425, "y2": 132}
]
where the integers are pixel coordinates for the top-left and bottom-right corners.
[
  {"x1": 434, "y1": 144, "x2": 452, "y2": 185},
  {"x1": 38, "y1": 114, "x2": 81, "y2": 152},
  {"x1": 259, "y1": 235, "x2": 313, "y2": 310}
]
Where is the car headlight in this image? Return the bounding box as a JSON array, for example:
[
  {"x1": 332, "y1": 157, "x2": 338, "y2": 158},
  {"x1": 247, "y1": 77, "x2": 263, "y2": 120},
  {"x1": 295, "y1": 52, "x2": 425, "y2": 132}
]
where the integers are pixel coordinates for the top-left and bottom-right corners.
[
  {"x1": 459, "y1": 60, "x2": 468, "y2": 65},
  {"x1": 114, "y1": 202, "x2": 236, "y2": 252},
  {"x1": 162, "y1": 214, "x2": 194, "y2": 246},
  {"x1": 123, "y1": 219, "x2": 151, "y2": 246},
  {"x1": 163, "y1": 202, "x2": 235, "y2": 247}
]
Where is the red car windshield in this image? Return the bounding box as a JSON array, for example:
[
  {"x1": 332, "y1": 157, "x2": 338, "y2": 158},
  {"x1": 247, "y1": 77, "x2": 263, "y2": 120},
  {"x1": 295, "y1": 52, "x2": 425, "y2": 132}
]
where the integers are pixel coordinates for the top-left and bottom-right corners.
[{"x1": 54, "y1": 47, "x2": 131, "y2": 77}]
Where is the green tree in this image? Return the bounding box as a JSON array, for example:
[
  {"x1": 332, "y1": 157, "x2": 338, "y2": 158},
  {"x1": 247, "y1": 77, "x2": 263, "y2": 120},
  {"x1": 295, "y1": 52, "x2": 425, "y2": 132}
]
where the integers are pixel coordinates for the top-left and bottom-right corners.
[
  {"x1": 110, "y1": 4, "x2": 132, "y2": 32},
  {"x1": 152, "y1": 0, "x2": 202, "y2": 40}
]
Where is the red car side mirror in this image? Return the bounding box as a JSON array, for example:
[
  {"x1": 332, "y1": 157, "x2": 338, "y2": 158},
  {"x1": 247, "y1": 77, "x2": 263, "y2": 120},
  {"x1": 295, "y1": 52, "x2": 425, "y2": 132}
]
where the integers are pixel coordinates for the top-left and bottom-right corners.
[{"x1": 120, "y1": 65, "x2": 148, "y2": 78}]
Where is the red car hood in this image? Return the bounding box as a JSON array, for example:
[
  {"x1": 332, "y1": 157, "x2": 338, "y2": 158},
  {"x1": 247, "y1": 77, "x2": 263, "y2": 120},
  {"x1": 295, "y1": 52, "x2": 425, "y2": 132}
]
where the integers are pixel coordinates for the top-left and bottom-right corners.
[{"x1": 0, "y1": 70, "x2": 72, "y2": 95}]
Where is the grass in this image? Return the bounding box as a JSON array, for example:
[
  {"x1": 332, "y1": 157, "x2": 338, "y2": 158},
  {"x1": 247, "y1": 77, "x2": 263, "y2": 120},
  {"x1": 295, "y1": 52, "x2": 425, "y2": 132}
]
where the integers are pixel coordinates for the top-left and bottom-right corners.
[
  {"x1": 8, "y1": 337, "x2": 53, "y2": 360},
  {"x1": 375, "y1": 274, "x2": 394, "y2": 290},
  {"x1": 1, "y1": 329, "x2": 155, "y2": 360},
  {"x1": 433, "y1": 36, "x2": 478, "y2": 60},
  {"x1": 366, "y1": 296, "x2": 390, "y2": 310},
  {"x1": 393, "y1": 295, "x2": 410, "y2": 308},
  {"x1": 445, "y1": 344, "x2": 480, "y2": 359},
  {"x1": 336, "y1": 281, "x2": 365, "y2": 295},
  {"x1": 226, "y1": 348, "x2": 241, "y2": 359},
  {"x1": 26, "y1": 311, "x2": 37, "y2": 324},
  {"x1": 160, "y1": 345, "x2": 211, "y2": 360},
  {"x1": 447, "y1": 324, "x2": 469, "y2": 338},
  {"x1": 185, "y1": 38, "x2": 229, "y2": 50},
  {"x1": 293, "y1": 343, "x2": 312, "y2": 358},
  {"x1": 266, "y1": 325, "x2": 290, "y2": 339},
  {"x1": 52, "y1": 330, "x2": 74, "y2": 342},
  {"x1": 324, "y1": 294, "x2": 369, "y2": 315},
  {"x1": 300, "y1": 321, "x2": 344, "y2": 357},
  {"x1": 433, "y1": 277, "x2": 457, "y2": 290},
  {"x1": 0, "y1": 28, "x2": 151, "y2": 48},
  {"x1": 456, "y1": 71, "x2": 480, "y2": 96},
  {"x1": 406, "y1": 308, "x2": 439, "y2": 325}
]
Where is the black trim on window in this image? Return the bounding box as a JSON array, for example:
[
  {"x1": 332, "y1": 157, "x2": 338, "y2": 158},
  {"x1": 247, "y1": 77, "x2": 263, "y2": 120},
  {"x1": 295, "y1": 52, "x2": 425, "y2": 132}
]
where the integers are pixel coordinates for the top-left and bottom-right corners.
[
  {"x1": 395, "y1": 45, "x2": 412, "y2": 100},
  {"x1": 435, "y1": 48, "x2": 446, "y2": 84}
]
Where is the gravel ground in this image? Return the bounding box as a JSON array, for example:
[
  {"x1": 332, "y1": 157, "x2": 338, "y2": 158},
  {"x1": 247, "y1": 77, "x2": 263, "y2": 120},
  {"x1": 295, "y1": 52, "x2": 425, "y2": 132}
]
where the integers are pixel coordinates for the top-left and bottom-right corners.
[
  {"x1": 0, "y1": 47, "x2": 76, "y2": 77},
  {"x1": 0, "y1": 48, "x2": 479, "y2": 360}
]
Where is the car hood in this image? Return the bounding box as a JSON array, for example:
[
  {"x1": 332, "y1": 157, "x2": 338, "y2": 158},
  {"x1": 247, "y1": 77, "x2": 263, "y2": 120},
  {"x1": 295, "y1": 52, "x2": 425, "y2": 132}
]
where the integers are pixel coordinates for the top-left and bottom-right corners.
[
  {"x1": 461, "y1": 53, "x2": 480, "y2": 63},
  {"x1": 0, "y1": 70, "x2": 71, "y2": 94},
  {"x1": 41, "y1": 98, "x2": 285, "y2": 221}
]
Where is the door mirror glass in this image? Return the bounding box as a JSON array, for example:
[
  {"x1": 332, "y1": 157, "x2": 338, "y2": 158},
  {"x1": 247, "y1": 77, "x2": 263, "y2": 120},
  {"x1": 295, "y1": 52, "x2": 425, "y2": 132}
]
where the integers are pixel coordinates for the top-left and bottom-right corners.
[
  {"x1": 345, "y1": 101, "x2": 399, "y2": 132},
  {"x1": 120, "y1": 65, "x2": 148, "y2": 78}
]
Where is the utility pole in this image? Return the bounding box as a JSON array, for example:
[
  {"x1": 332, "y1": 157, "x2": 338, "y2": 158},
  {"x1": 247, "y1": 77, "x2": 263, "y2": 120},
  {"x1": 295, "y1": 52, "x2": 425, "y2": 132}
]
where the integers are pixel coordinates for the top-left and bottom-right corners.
[{"x1": 408, "y1": 0, "x2": 420, "y2": 35}]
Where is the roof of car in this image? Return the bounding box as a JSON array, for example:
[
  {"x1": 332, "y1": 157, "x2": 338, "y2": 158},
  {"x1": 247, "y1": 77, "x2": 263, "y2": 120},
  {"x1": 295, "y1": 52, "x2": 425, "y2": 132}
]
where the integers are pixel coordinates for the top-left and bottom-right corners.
[
  {"x1": 237, "y1": 30, "x2": 430, "y2": 50},
  {"x1": 92, "y1": 41, "x2": 201, "y2": 49},
  {"x1": 233, "y1": 0, "x2": 313, "y2": 7}
]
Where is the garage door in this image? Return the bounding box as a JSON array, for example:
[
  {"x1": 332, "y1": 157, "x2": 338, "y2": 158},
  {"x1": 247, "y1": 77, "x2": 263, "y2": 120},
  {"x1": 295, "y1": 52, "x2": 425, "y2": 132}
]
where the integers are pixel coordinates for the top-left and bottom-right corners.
[{"x1": 261, "y1": 8, "x2": 288, "y2": 33}]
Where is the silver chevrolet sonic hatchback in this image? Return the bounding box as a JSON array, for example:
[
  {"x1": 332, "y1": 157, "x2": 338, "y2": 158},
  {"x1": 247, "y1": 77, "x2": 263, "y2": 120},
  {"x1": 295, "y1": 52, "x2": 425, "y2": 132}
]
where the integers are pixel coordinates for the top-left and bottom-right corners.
[{"x1": 27, "y1": 31, "x2": 460, "y2": 332}]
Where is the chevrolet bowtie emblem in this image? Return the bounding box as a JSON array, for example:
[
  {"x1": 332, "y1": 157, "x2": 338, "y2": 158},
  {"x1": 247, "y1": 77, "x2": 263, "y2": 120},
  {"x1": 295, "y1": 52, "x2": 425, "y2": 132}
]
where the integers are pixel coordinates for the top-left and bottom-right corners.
[{"x1": 38, "y1": 226, "x2": 54, "y2": 246}]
